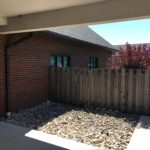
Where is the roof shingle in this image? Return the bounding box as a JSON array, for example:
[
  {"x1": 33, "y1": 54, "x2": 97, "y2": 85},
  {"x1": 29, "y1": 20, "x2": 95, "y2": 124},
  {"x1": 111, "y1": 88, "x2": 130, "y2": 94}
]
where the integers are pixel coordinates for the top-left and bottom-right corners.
[{"x1": 49, "y1": 26, "x2": 115, "y2": 50}]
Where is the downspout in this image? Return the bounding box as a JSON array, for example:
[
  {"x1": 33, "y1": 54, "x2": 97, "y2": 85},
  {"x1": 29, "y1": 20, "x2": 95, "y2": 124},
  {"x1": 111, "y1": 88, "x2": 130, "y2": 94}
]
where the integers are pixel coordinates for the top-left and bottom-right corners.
[{"x1": 4, "y1": 32, "x2": 33, "y2": 117}]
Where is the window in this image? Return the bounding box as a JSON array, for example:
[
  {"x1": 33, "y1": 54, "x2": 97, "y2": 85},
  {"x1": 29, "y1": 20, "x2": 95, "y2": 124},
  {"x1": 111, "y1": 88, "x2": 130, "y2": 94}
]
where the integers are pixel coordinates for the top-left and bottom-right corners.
[
  {"x1": 50, "y1": 55, "x2": 56, "y2": 66},
  {"x1": 88, "y1": 57, "x2": 98, "y2": 69},
  {"x1": 50, "y1": 55, "x2": 70, "y2": 68}
]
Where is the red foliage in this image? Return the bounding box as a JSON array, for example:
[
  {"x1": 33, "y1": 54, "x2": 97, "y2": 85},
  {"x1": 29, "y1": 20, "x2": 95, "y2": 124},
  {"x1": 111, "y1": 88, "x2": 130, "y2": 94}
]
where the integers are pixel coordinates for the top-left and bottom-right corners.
[{"x1": 108, "y1": 43, "x2": 150, "y2": 69}]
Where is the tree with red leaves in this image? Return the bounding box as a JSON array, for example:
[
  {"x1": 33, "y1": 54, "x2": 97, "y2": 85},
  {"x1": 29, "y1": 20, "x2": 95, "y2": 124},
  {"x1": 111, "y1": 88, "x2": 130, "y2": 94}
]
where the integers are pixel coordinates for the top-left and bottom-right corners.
[{"x1": 108, "y1": 43, "x2": 150, "y2": 69}]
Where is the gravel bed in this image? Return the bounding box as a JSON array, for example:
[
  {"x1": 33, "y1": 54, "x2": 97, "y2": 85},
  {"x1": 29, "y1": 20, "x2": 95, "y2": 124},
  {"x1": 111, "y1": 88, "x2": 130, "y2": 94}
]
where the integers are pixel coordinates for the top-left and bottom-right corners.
[{"x1": 6, "y1": 100, "x2": 139, "y2": 150}]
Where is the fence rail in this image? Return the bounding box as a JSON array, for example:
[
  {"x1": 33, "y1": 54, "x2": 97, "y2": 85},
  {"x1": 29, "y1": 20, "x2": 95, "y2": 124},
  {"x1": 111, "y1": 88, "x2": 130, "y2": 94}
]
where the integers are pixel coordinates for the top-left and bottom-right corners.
[{"x1": 49, "y1": 67, "x2": 150, "y2": 115}]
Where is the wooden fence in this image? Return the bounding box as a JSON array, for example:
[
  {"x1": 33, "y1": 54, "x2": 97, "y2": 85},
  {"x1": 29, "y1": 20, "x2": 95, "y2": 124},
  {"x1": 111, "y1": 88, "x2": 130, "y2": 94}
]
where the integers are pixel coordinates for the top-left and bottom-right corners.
[{"x1": 49, "y1": 67, "x2": 150, "y2": 115}]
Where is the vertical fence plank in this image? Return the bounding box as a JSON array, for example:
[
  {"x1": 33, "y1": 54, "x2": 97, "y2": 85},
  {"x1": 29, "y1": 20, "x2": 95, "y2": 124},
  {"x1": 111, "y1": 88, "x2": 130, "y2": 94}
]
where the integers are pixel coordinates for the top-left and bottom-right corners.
[
  {"x1": 57, "y1": 68, "x2": 61, "y2": 102},
  {"x1": 132, "y1": 71, "x2": 136, "y2": 113},
  {"x1": 110, "y1": 70, "x2": 114, "y2": 108},
  {"x1": 91, "y1": 69, "x2": 95, "y2": 106},
  {"x1": 78, "y1": 68, "x2": 81, "y2": 105},
  {"x1": 124, "y1": 70, "x2": 128, "y2": 112},
  {"x1": 94, "y1": 69, "x2": 98, "y2": 107},
  {"x1": 76, "y1": 68, "x2": 80, "y2": 106},
  {"x1": 85, "y1": 69, "x2": 89, "y2": 107},
  {"x1": 128, "y1": 70, "x2": 133, "y2": 113},
  {"x1": 79, "y1": 69, "x2": 84, "y2": 106},
  {"x1": 48, "y1": 68, "x2": 51, "y2": 99},
  {"x1": 117, "y1": 71, "x2": 121, "y2": 111},
  {"x1": 97, "y1": 69, "x2": 101, "y2": 107},
  {"x1": 70, "y1": 68, "x2": 73, "y2": 104},
  {"x1": 74, "y1": 68, "x2": 78, "y2": 105},
  {"x1": 104, "y1": 70, "x2": 107, "y2": 108},
  {"x1": 60, "y1": 68, "x2": 64, "y2": 103},
  {"x1": 62, "y1": 68, "x2": 67, "y2": 103},
  {"x1": 71, "y1": 68, "x2": 76, "y2": 105},
  {"x1": 87, "y1": 69, "x2": 91, "y2": 107},
  {"x1": 53, "y1": 67, "x2": 56, "y2": 101},
  {"x1": 135, "y1": 70, "x2": 142, "y2": 114},
  {"x1": 120, "y1": 69, "x2": 126, "y2": 111},
  {"x1": 81, "y1": 69, "x2": 85, "y2": 106},
  {"x1": 143, "y1": 70, "x2": 150, "y2": 115},
  {"x1": 100, "y1": 69, "x2": 105, "y2": 107},
  {"x1": 55, "y1": 67, "x2": 58, "y2": 102},
  {"x1": 114, "y1": 70, "x2": 119, "y2": 110},
  {"x1": 66, "y1": 68, "x2": 71, "y2": 104},
  {"x1": 140, "y1": 70, "x2": 145, "y2": 114},
  {"x1": 106, "y1": 69, "x2": 111, "y2": 109}
]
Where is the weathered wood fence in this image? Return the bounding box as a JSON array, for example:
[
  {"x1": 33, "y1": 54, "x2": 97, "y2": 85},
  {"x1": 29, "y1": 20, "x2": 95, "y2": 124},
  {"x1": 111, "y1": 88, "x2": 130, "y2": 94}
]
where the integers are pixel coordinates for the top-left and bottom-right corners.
[{"x1": 49, "y1": 67, "x2": 150, "y2": 115}]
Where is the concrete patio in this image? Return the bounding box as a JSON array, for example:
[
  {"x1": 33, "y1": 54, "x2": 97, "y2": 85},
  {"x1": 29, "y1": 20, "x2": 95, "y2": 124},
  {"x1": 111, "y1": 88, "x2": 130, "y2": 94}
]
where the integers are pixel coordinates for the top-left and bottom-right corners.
[
  {"x1": 1, "y1": 115, "x2": 150, "y2": 150},
  {"x1": 127, "y1": 116, "x2": 150, "y2": 150},
  {"x1": 0, "y1": 121, "x2": 100, "y2": 150}
]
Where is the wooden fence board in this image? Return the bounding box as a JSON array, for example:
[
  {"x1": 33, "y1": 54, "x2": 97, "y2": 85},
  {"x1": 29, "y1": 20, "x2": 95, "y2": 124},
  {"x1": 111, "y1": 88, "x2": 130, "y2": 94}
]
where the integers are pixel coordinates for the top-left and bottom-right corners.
[
  {"x1": 94, "y1": 69, "x2": 98, "y2": 107},
  {"x1": 135, "y1": 70, "x2": 141, "y2": 113},
  {"x1": 114, "y1": 70, "x2": 119, "y2": 110},
  {"x1": 85, "y1": 69, "x2": 89, "y2": 106},
  {"x1": 100, "y1": 69, "x2": 105, "y2": 107},
  {"x1": 60, "y1": 68, "x2": 63, "y2": 102},
  {"x1": 81, "y1": 69, "x2": 86, "y2": 106},
  {"x1": 71, "y1": 68, "x2": 75, "y2": 104},
  {"x1": 66, "y1": 68, "x2": 70, "y2": 103},
  {"x1": 144, "y1": 70, "x2": 150, "y2": 114},
  {"x1": 87, "y1": 70, "x2": 92, "y2": 107},
  {"x1": 55, "y1": 68, "x2": 59, "y2": 102},
  {"x1": 128, "y1": 70, "x2": 133, "y2": 112},
  {"x1": 120, "y1": 69, "x2": 126, "y2": 111},
  {"x1": 97, "y1": 69, "x2": 101, "y2": 107},
  {"x1": 106, "y1": 70, "x2": 111, "y2": 108},
  {"x1": 76, "y1": 69, "x2": 80, "y2": 106},
  {"x1": 52, "y1": 67, "x2": 56, "y2": 101},
  {"x1": 63, "y1": 68, "x2": 68, "y2": 103},
  {"x1": 140, "y1": 71, "x2": 144, "y2": 114}
]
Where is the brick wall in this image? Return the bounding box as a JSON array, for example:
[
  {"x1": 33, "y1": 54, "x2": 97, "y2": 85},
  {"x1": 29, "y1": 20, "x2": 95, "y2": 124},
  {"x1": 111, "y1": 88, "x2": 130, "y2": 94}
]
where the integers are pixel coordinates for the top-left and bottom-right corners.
[
  {"x1": 0, "y1": 31, "x2": 112, "y2": 116},
  {"x1": 0, "y1": 35, "x2": 6, "y2": 117}
]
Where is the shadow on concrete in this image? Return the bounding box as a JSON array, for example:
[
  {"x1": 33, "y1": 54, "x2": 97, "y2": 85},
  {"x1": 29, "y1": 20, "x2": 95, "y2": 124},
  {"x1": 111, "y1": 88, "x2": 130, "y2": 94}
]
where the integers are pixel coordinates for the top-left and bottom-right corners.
[
  {"x1": 136, "y1": 116, "x2": 150, "y2": 129},
  {"x1": 0, "y1": 121, "x2": 68, "y2": 150}
]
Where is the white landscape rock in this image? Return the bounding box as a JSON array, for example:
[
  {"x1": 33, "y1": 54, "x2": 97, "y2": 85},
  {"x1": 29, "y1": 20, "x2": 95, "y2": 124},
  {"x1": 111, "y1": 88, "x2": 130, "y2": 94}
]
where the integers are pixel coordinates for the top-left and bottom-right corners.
[{"x1": 6, "y1": 100, "x2": 139, "y2": 150}]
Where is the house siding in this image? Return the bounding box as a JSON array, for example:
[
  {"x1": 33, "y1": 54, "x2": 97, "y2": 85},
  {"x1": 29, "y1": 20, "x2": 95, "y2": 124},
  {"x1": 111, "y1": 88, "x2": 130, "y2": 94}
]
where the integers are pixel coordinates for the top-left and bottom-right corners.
[{"x1": 0, "y1": 32, "x2": 112, "y2": 116}]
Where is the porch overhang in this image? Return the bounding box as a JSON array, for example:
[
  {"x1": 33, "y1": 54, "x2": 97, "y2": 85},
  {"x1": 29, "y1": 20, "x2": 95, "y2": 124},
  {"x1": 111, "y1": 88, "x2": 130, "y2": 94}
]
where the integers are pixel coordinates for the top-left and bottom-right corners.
[{"x1": 0, "y1": 0, "x2": 150, "y2": 34}]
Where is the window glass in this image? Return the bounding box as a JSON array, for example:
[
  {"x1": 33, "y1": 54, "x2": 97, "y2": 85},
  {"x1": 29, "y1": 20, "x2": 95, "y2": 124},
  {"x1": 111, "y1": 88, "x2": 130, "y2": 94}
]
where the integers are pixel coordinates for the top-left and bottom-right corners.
[
  {"x1": 88, "y1": 57, "x2": 98, "y2": 69},
  {"x1": 63, "y1": 56, "x2": 68, "y2": 68},
  {"x1": 50, "y1": 55, "x2": 56, "y2": 66},
  {"x1": 50, "y1": 55, "x2": 70, "y2": 68},
  {"x1": 57, "y1": 56, "x2": 63, "y2": 67}
]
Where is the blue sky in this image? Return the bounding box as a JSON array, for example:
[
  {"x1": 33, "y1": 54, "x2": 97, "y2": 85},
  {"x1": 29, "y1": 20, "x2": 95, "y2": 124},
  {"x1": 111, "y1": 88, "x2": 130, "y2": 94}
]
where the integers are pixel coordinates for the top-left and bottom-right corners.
[{"x1": 89, "y1": 19, "x2": 150, "y2": 45}]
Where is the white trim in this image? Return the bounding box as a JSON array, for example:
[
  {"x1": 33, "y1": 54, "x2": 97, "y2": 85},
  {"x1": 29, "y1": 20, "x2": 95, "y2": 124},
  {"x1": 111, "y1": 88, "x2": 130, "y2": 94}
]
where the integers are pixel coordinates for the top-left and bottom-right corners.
[{"x1": 25, "y1": 130, "x2": 100, "y2": 150}]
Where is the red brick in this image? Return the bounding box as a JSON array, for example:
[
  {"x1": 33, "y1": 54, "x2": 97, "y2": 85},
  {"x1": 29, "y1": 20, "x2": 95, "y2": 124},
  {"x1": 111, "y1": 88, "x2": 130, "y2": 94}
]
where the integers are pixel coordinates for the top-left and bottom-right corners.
[{"x1": 0, "y1": 32, "x2": 112, "y2": 116}]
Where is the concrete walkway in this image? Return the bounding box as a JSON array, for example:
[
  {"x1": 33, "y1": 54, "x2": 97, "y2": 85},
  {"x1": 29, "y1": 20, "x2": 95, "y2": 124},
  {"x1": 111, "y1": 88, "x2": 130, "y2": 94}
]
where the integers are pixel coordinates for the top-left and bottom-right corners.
[
  {"x1": 3, "y1": 116, "x2": 150, "y2": 150},
  {"x1": 0, "y1": 121, "x2": 100, "y2": 150},
  {"x1": 127, "y1": 116, "x2": 150, "y2": 150}
]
